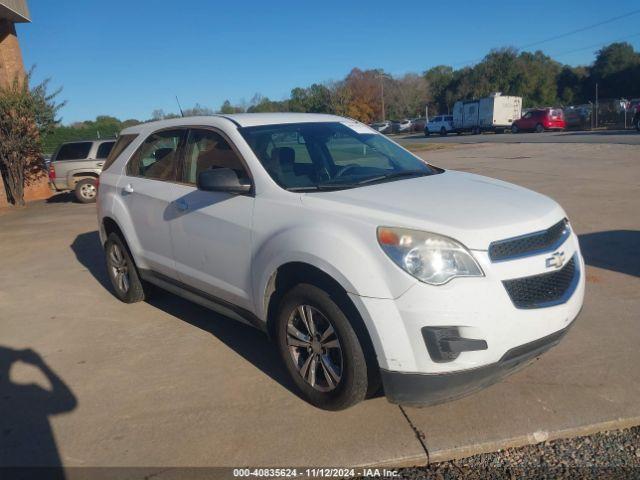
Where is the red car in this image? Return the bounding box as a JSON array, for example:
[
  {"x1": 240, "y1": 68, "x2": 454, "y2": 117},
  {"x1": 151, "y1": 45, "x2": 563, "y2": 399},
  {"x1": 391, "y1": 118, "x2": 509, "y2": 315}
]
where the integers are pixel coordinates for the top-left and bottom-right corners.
[{"x1": 512, "y1": 108, "x2": 565, "y2": 133}]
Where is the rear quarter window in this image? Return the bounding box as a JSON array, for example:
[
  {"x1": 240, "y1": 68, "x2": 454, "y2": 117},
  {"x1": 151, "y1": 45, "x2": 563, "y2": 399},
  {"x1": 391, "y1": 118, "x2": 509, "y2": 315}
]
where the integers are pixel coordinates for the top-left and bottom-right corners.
[
  {"x1": 96, "y1": 141, "x2": 115, "y2": 159},
  {"x1": 101, "y1": 134, "x2": 138, "y2": 171},
  {"x1": 54, "y1": 142, "x2": 92, "y2": 161}
]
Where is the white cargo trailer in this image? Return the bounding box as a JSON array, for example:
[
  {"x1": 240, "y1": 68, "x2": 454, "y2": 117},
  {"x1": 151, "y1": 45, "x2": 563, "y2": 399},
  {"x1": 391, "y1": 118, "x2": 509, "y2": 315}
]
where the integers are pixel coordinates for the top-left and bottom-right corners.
[{"x1": 453, "y1": 93, "x2": 522, "y2": 134}]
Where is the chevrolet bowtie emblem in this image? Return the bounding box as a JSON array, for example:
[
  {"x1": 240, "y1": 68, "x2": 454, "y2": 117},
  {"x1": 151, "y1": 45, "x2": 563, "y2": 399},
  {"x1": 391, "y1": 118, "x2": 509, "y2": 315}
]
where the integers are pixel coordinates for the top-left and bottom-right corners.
[{"x1": 545, "y1": 251, "x2": 566, "y2": 269}]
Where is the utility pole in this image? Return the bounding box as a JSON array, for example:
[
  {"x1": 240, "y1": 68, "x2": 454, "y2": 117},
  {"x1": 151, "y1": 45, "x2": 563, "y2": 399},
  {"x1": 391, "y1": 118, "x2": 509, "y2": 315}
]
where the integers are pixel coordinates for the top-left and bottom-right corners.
[
  {"x1": 595, "y1": 83, "x2": 599, "y2": 128},
  {"x1": 377, "y1": 72, "x2": 390, "y2": 122},
  {"x1": 381, "y1": 78, "x2": 385, "y2": 122}
]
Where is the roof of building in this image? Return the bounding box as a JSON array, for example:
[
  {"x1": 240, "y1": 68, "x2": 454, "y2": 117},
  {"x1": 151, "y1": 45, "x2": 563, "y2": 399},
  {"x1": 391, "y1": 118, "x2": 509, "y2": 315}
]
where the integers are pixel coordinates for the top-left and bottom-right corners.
[{"x1": 0, "y1": 0, "x2": 30, "y2": 23}]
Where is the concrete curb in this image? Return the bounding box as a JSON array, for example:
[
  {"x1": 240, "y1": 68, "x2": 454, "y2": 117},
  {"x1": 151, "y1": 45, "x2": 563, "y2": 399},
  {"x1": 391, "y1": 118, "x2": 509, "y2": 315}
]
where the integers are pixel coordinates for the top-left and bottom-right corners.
[{"x1": 366, "y1": 416, "x2": 640, "y2": 468}]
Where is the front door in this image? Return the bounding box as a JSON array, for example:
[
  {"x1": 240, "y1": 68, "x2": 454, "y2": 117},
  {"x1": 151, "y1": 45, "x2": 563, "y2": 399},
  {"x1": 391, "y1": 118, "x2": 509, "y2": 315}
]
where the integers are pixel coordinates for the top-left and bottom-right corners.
[
  {"x1": 117, "y1": 129, "x2": 186, "y2": 277},
  {"x1": 169, "y1": 128, "x2": 255, "y2": 311}
]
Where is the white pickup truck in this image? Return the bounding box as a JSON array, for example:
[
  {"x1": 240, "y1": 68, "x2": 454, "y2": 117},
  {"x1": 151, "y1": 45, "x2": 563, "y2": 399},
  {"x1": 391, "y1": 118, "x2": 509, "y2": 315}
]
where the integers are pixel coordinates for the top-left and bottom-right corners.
[{"x1": 48, "y1": 139, "x2": 115, "y2": 203}]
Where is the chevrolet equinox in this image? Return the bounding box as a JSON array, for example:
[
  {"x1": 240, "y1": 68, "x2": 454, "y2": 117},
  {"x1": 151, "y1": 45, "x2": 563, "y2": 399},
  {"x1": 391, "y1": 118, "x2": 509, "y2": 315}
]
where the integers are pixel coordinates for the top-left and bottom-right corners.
[{"x1": 97, "y1": 113, "x2": 584, "y2": 410}]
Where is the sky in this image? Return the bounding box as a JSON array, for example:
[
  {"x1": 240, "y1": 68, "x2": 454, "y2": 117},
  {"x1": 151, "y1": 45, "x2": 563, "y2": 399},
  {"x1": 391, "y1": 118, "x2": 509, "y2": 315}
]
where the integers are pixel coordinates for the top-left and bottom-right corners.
[{"x1": 18, "y1": 0, "x2": 640, "y2": 124}]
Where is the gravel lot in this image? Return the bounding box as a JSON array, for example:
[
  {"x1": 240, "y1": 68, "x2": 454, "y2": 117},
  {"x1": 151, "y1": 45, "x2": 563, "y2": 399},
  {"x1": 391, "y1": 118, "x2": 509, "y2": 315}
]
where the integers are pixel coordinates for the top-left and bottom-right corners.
[{"x1": 394, "y1": 427, "x2": 640, "y2": 479}]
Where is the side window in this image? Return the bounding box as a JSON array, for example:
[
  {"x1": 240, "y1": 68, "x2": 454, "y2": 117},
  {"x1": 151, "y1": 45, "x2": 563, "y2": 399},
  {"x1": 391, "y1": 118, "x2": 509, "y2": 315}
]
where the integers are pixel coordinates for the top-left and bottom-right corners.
[
  {"x1": 102, "y1": 134, "x2": 138, "y2": 171},
  {"x1": 54, "y1": 142, "x2": 92, "y2": 161},
  {"x1": 96, "y1": 141, "x2": 115, "y2": 159},
  {"x1": 182, "y1": 129, "x2": 248, "y2": 184},
  {"x1": 126, "y1": 129, "x2": 184, "y2": 181}
]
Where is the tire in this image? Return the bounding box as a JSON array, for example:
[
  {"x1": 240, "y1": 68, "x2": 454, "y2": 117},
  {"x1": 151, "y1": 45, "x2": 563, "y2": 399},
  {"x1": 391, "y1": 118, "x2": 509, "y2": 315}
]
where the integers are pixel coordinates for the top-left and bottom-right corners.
[
  {"x1": 105, "y1": 232, "x2": 147, "y2": 303},
  {"x1": 535, "y1": 123, "x2": 544, "y2": 133},
  {"x1": 440, "y1": 127, "x2": 447, "y2": 136},
  {"x1": 275, "y1": 284, "x2": 369, "y2": 410},
  {"x1": 74, "y1": 178, "x2": 98, "y2": 203},
  {"x1": 424, "y1": 129, "x2": 430, "y2": 137}
]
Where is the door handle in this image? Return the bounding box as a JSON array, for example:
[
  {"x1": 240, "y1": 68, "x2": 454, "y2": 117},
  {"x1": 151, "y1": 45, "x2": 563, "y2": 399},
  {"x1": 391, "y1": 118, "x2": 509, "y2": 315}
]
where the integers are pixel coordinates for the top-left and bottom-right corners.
[
  {"x1": 175, "y1": 199, "x2": 189, "y2": 211},
  {"x1": 123, "y1": 183, "x2": 134, "y2": 194},
  {"x1": 96, "y1": 162, "x2": 104, "y2": 167}
]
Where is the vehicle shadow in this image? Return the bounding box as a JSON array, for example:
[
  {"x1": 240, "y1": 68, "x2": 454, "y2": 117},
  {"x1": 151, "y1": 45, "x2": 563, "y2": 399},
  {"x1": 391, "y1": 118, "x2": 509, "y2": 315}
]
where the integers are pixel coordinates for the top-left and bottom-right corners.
[
  {"x1": 146, "y1": 293, "x2": 299, "y2": 397},
  {"x1": 46, "y1": 192, "x2": 76, "y2": 204},
  {"x1": 70, "y1": 231, "x2": 111, "y2": 290},
  {"x1": 69, "y1": 230, "x2": 300, "y2": 398},
  {"x1": 578, "y1": 230, "x2": 640, "y2": 277},
  {"x1": 0, "y1": 345, "x2": 77, "y2": 477}
]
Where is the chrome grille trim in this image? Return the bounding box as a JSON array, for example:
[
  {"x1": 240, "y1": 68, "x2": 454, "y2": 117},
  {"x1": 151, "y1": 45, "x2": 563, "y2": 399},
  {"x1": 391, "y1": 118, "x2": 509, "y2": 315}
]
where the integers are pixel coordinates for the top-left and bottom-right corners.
[{"x1": 488, "y1": 219, "x2": 571, "y2": 262}]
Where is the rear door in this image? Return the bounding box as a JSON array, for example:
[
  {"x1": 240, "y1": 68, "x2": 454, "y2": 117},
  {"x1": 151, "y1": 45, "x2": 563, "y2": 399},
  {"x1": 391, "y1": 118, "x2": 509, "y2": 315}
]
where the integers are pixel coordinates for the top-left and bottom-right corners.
[
  {"x1": 118, "y1": 129, "x2": 186, "y2": 277},
  {"x1": 169, "y1": 128, "x2": 255, "y2": 310}
]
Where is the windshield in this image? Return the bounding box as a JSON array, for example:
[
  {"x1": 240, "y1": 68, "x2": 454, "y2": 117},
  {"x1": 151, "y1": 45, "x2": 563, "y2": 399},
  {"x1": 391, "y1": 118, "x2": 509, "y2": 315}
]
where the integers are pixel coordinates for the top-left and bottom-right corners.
[{"x1": 239, "y1": 122, "x2": 439, "y2": 191}]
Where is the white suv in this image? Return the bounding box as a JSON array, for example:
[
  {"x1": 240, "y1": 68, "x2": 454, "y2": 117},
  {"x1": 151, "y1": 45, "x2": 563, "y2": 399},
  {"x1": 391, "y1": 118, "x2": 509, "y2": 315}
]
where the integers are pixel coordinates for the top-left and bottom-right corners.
[
  {"x1": 97, "y1": 113, "x2": 584, "y2": 410},
  {"x1": 425, "y1": 115, "x2": 455, "y2": 136}
]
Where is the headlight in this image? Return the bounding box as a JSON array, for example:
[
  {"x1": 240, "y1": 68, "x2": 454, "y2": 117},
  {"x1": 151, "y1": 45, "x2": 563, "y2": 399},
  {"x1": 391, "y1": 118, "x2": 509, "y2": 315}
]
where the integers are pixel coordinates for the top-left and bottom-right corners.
[{"x1": 377, "y1": 227, "x2": 484, "y2": 285}]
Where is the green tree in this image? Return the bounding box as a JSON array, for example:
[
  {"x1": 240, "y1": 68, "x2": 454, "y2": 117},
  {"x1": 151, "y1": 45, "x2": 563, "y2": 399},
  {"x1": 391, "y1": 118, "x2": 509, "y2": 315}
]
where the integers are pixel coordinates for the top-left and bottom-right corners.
[{"x1": 0, "y1": 73, "x2": 63, "y2": 205}]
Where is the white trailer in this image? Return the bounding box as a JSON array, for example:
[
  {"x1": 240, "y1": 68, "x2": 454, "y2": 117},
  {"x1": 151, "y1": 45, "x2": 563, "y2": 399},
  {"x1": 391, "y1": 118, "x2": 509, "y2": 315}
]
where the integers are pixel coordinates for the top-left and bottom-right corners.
[{"x1": 453, "y1": 93, "x2": 522, "y2": 134}]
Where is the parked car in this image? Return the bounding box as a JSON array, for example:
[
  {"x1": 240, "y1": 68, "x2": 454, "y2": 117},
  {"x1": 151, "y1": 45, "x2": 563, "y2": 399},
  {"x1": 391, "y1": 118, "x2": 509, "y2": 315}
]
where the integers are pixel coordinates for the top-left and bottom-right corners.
[
  {"x1": 411, "y1": 117, "x2": 427, "y2": 132},
  {"x1": 370, "y1": 121, "x2": 392, "y2": 134},
  {"x1": 391, "y1": 119, "x2": 412, "y2": 133},
  {"x1": 564, "y1": 105, "x2": 592, "y2": 130},
  {"x1": 512, "y1": 108, "x2": 565, "y2": 133},
  {"x1": 631, "y1": 102, "x2": 640, "y2": 131},
  {"x1": 98, "y1": 113, "x2": 584, "y2": 410},
  {"x1": 49, "y1": 139, "x2": 116, "y2": 202},
  {"x1": 425, "y1": 115, "x2": 454, "y2": 136}
]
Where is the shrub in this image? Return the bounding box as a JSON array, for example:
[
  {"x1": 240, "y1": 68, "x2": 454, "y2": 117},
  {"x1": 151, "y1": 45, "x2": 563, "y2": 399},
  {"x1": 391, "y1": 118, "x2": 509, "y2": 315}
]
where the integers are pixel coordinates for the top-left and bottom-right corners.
[{"x1": 0, "y1": 71, "x2": 63, "y2": 205}]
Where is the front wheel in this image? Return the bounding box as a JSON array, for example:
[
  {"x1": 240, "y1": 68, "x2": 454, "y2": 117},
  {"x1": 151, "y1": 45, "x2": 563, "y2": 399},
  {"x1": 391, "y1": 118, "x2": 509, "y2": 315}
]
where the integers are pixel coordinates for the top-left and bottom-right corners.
[
  {"x1": 75, "y1": 178, "x2": 97, "y2": 203},
  {"x1": 440, "y1": 127, "x2": 447, "y2": 136},
  {"x1": 424, "y1": 129, "x2": 430, "y2": 137},
  {"x1": 511, "y1": 124, "x2": 519, "y2": 134},
  {"x1": 275, "y1": 284, "x2": 369, "y2": 410}
]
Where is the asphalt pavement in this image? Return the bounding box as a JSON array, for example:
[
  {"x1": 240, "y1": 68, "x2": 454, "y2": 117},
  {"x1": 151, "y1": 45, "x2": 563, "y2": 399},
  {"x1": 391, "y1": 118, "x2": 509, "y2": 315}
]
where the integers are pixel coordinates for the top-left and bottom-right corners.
[
  {"x1": 397, "y1": 129, "x2": 640, "y2": 146},
  {"x1": 0, "y1": 141, "x2": 638, "y2": 470}
]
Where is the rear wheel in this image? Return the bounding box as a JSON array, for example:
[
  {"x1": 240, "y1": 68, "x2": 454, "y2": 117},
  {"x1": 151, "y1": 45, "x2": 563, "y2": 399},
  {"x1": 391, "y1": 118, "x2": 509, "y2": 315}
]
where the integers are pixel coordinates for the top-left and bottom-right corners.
[
  {"x1": 105, "y1": 233, "x2": 147, "y2": 303},
  {"x1": 424, "y1": 129, "x2": 430, "y2": 137},
  {"x1": 75, "y1": 178, "x2": 97, "y2": 203},
  {"x1": 275, "y1": 284, "x2": 369, "y2": 410},
  {"x1": 440, "y1": 127, "x2": 447, "y2": 136},
  {"x1": 535, "y1": 123, "x2": 544, "y2": 133}
]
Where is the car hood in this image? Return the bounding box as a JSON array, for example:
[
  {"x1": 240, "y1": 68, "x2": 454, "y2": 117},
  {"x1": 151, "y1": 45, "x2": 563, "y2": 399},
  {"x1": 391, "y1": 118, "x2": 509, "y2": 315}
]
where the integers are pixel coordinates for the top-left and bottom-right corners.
[{"x1": 301, "y1": 170, "x2": 565, "y2": 250}]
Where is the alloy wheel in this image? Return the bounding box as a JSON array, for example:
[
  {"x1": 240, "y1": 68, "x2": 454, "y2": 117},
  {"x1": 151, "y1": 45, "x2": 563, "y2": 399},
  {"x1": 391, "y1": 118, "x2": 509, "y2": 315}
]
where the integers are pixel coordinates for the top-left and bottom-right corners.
[
  {"x1": 108, "y1": 243, "x2": 130, "y2": 294},
  {"x1": 286, "y1": 305, "x2": 343, "y2": 392}
]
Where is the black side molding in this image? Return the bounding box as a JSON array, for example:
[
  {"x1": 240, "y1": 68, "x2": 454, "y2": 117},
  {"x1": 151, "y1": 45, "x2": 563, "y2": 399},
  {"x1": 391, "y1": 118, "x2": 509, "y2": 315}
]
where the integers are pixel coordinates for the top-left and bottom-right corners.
[{"x1": 139, "y1": 269, "x2": 267, "y2": 333}]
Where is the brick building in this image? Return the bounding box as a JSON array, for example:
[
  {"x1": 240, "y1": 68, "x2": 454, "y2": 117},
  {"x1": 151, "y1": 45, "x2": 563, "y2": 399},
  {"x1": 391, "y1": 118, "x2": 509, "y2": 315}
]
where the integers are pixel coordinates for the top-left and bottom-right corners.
[{"x1": 0, "y1": 0, "x2": 51, "y2": 207}]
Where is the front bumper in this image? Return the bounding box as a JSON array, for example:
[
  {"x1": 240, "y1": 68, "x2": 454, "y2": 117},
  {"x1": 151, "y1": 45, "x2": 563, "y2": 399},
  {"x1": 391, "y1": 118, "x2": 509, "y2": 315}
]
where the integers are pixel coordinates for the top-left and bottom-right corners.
[{"x1": 381, "y1": 315, "x2": 577, "y2": 406}]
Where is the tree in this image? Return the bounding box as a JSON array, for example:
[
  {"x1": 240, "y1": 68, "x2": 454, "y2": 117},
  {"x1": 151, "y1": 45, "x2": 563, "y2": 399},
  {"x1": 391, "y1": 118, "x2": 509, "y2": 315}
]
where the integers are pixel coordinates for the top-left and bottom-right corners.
[
  {"x1": 0, "y1": 72, "x2": 63, "y2": 205},
  {"x1": 219, "y1": 99, "x2": 244, "y2": 114}
]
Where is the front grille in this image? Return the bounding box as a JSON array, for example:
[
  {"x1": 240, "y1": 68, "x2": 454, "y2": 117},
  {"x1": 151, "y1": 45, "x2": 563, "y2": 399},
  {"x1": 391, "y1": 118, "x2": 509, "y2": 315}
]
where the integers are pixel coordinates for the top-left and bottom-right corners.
[
  {"x1": 502, "y1": 255, "x2": 579, "y2": 309},
  {"x1": 489, "y1": 219, "x2": 570, "y2": 262}
]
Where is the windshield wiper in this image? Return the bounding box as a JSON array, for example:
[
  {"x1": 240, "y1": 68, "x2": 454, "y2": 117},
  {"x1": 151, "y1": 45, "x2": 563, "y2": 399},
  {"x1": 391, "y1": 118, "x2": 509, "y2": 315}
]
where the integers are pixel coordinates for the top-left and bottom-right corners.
[
  {"x1": 287, "y1": 185, "x2": 349, "y2": 192},
  {"x1": 354, "y1": 170, "x2": 430, "y2": 185},
  {"x1": 288, "y1": 171, "x2": 429, "y2": 192}
]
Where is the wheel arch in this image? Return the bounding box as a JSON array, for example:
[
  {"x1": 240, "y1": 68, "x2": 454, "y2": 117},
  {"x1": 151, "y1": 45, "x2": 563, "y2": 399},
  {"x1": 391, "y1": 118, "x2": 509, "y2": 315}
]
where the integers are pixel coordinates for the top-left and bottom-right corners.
[{"x1": 263, "y1": 261, "x2": 381, "y2": 380}]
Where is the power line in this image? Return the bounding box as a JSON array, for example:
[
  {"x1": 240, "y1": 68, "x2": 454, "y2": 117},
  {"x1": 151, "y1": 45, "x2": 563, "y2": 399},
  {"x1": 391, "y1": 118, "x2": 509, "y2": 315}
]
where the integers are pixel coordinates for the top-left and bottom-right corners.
[
  {"x1": 518, "y1": 9, "x2": 640, "y2": 50},
  {"x1": 548, "y1": 32, "x2": 640, "y2": 58},
  {"x1": 450, "y1": 9, "x2": 640, "y2": 68}
]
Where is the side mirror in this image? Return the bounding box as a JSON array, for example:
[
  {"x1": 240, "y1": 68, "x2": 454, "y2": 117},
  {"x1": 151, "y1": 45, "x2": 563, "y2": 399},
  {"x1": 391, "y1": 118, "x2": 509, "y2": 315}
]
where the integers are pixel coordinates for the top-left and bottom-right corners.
[{"x1": 197, "y1": 168, "x2": 251, "y2": 194}]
